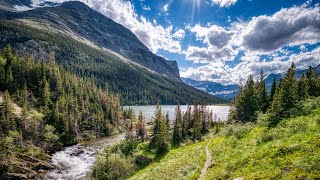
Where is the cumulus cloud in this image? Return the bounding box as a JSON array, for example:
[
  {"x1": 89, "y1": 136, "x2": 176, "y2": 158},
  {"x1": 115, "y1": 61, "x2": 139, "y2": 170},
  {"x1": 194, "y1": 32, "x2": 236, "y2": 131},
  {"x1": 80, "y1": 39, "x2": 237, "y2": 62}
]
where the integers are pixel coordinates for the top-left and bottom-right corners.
[
  {"x1": 181, "y1": 47, "x2": 320, "y2": 85},
  {"x1": 211, "y1": 0, "x2": 238, "y2": 7},
  {"x1": 238, "y1": 4, "x2": 320, "y2": 52},
  {"x1": 190, "y1": 24, "x2": 235, "y2": 49},
  {"x1": 27, "y1": 0, "x2": 183, "y2": 54},
  {"x1": 185, "y1": 24, "x2": 237, "y2": 62},
  {"x1": 185, "y1": 46, "x2": 237, "y2": 63},
  {"x1": 162, "y1": 4, "x2": 169, "y2": 12}
]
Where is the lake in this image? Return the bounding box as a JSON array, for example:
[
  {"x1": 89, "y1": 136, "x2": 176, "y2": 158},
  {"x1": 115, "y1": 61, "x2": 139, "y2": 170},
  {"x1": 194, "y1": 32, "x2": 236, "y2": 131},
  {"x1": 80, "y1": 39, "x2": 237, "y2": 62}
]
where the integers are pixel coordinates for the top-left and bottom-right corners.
[{"x1": 124, "y1": 105, "x2": 231, "y2": 122}]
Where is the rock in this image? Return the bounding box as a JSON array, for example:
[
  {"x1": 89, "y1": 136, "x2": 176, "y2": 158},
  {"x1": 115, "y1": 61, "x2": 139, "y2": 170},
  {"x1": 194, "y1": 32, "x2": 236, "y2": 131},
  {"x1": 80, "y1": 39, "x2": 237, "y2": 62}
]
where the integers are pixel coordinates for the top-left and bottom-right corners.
[
  {"x1": 71, "y1": 148, "x2": 85, "y2": 156},
  {"x1": 34, "y1": 161, "x2": 55, "y2": 170}
]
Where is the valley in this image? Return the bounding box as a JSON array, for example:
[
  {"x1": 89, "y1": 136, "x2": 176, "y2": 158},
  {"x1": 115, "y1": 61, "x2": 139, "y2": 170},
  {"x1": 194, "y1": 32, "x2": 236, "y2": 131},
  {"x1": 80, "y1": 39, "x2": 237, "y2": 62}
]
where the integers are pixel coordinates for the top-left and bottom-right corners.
[{"x1": 0, "y1": 0, "x2": 320, "y2": 180}]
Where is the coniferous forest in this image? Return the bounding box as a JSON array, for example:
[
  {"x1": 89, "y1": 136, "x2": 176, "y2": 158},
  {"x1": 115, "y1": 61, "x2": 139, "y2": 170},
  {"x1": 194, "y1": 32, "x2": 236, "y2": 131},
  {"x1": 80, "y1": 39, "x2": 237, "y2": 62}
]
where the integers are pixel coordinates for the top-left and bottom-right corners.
[
  {"x1": 0, "y1": 46, "x2": 124, "y2": 178},
  {"x1": 229, "y1": 63, "x2": 320, "y2": 125}
]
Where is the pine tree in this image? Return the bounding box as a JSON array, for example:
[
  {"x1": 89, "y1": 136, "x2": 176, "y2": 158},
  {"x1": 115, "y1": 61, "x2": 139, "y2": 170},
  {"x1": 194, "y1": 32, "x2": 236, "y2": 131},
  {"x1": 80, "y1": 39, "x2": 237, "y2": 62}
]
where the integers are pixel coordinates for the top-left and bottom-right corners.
[
  {"x1": 5, "y1": 66, "x2": 14, "y2": 91},
  {"x1": 297, "y1": 74, "x2": 308, "y2": 100},
  {"x1": 126, "y1": 109, "x2": 135, "y2": 141},
  {"x1": 229, "y1": 75, "x2": 258, "y2": 122},
  {"x1": 0, "y1": 91, "x2": 16, "y2": 134},
  {"x1": 270, "y1": 77, "x2": 277, "y2": 102},
  {"x1": 42, "y1": 79, "x2": 51, "y2": 110},
  {"x1": 172, "y1": 104, "x2": 183, "y2": 145},
  {"x1": 306, "y1": 66, "x2": 317, "y2": 97},
  {"x1": 150, "y1": 100, "x2": 161, "y2": 148},
  {"x1": 193, "y1": 102, "x2": 201, "y2": 141},
  {"x1": 136, "y1": 111, "x2": 147, "y2": 142},
  {"x1": 282, "y1": 62, "x2": 298, "y2": 111},
  {"x1": 257, "y1": 70, "x2": 269, "y2": 113},
  {"x1": 156, "y1": 114, "x2": 169, "y2": 155}
]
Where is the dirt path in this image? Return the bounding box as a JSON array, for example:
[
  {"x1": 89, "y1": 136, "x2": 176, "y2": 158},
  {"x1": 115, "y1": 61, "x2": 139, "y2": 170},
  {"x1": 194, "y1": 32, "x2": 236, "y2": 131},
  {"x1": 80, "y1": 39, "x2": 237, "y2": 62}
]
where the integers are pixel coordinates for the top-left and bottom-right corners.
[{"x1": 199, "y1": 140, "x2": 212, "y2": 180}]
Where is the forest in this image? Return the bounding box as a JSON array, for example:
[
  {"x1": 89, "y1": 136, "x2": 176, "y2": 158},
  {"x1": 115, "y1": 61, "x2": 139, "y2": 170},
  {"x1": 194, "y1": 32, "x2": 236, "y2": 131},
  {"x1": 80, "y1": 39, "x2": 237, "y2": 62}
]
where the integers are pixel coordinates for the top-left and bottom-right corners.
[{"x1": 0, "y1": 46, "x2": 124, "y2": 179}]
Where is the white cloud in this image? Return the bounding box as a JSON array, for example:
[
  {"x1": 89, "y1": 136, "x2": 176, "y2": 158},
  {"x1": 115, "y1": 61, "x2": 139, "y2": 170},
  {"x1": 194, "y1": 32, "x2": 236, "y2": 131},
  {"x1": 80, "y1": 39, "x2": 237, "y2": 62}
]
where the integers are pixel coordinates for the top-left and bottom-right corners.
[
  {"x1": 238, "y1": 4, "x2": 320, "y2": 52},
  {"x1": 162, "y1": 4, "x2": 169, "y2": 12},
  {"x1": 142, "y1": 5, "x2": 150, "y2": 11},
  {"x1": 181, "y1": 47, "x2": 320, "y2": 85},
  {"x1": 185, "y1": 24, "x2": 237, "y2": 62},
  {"x1": 184, "y1": 46, "x2": 237, "y2": 63},
  {"x1": 173, "y1": 29, "x2": 185, "y2": 39},
  {"x1": 211, "y1": 0, "x2": 238, "y2": 7}
]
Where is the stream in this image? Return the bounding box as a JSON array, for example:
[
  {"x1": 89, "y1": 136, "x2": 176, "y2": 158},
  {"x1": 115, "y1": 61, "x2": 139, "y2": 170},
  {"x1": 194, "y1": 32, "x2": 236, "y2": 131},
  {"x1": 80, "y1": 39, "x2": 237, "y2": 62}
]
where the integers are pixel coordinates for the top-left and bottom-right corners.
[{"x1": 45, "y1": 133, "x2": 125, "y2": 180}]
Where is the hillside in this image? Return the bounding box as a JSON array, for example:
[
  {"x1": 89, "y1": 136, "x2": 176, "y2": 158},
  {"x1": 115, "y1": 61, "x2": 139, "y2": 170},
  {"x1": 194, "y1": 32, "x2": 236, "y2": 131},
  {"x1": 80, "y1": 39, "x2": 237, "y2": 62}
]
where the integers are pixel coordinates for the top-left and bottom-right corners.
[
  {"x1": 0, "y1": 19, "x2": 225, "y2": 105},
  {"x1": 126, "y1": 97, "x2": 320, "y2": 179},
  {"x1": 0, "y1": 1, "x2": 180, "y2": 79}
]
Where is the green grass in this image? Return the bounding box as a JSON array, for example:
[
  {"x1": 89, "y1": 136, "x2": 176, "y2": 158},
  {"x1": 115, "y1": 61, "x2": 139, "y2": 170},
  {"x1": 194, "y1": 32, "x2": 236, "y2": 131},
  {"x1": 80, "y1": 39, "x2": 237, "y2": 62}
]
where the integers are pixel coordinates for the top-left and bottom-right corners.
[
  {"x1": 206, "y1": 98, "x2": 320, "y2": 180},
  {"x1": 128, "y1": 141, "x2": 207, "y2": 180},
  {"x1": 126, "y1": 97, "x2": 320, "y2": 180}
]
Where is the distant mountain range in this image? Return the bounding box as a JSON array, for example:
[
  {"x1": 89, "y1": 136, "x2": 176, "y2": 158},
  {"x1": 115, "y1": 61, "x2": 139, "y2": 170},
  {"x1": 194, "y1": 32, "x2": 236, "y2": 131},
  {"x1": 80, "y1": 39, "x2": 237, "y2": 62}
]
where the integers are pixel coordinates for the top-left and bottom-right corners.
[
  {"x1": 181, "y1": 78, "x2": 238, "y2": 100},
  {"x1": 0, "y1": 0, "x2": 226, "y2": 105},
  {"x1": 182, "y1": 64, "x2": 320, "y2": 100}
]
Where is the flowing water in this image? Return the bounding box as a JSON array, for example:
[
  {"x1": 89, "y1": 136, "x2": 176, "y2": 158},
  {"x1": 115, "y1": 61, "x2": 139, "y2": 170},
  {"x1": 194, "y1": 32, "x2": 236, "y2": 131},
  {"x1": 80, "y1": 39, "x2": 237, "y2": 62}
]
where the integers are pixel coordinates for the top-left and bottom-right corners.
[
  {"x1": 45, "y1": 134, "x2": 125, "y2": 180},
  {"x1": 45, "y1": 105, "x2": 230, "y2": 180}
]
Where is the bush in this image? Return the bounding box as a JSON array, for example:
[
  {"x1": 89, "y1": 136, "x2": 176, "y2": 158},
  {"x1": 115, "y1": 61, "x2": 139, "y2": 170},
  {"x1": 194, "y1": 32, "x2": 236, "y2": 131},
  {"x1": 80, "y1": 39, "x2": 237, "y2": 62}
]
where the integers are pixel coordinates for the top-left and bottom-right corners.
[{"x1": 92, "y1": 153, "x2": 135, "y2": 180}]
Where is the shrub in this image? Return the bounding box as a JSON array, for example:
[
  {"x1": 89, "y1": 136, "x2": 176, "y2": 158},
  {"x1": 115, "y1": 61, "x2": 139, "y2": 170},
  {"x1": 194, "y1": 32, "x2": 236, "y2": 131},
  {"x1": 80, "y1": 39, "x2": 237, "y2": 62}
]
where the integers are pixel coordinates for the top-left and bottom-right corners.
[{"x1": 92, "y1": 153, "x2": 135, "y2": 180}]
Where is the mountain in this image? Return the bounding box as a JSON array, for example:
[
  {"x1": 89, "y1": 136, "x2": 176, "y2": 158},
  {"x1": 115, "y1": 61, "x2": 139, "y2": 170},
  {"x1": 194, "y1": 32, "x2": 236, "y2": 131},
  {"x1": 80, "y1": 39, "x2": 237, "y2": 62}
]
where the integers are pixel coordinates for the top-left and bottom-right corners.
[
  {"x1": 0, "y1": 1, "x2": 180, "y2": 79},
  {"x1": 0, "y1": 1, "x2": 226, "y2": 105},
  {"x1": 181, "y1": 78, "x2": 238, "y2": 100}
]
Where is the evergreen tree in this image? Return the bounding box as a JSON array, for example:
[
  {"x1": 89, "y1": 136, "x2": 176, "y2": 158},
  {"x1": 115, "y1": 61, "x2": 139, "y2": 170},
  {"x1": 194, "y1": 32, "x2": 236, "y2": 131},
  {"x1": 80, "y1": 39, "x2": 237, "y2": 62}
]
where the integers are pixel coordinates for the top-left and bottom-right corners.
[
  {"x1": 306, "y1": 66, "x2": 317, "y2": 97},
  {"x1": 42, "y1": 79, "x2": 51, "y2": 110},
  {"x1": 0, "y1": 91, "x2": 15, "y2": 134},
  {"x1": 172, "y1": 104, "x2": 183, "y2": 145},
  {"x1": 193, "y1": 102, "x2": 201, "y2": 141},
  {"x1": 257, "y1": 70, "x2": 269, "y2": 113},
  {"x1": 270, "y1": 77, "x2": 277, "y2": 102},
  {"x1": 5, "y1": 66, "x2": 14, "y2": 92},
  {"x1": 150, "y1": 100, "x2": 161, "y2": 148},
  {"x1": 297, "y1": 74, "x2": 308, "y2": 100},
  {"x1": 229, "y1": 75, "x2": 258, "y2": 123},
  {"x1": 282, "y1": 62, "x2": 298, "y2": 111},
  {"x1": 136, "y1": 111, "x2": 147, "y2": 142},
  {"x1": 156, "y1": 114, "x2": 169, "y2": 155}
]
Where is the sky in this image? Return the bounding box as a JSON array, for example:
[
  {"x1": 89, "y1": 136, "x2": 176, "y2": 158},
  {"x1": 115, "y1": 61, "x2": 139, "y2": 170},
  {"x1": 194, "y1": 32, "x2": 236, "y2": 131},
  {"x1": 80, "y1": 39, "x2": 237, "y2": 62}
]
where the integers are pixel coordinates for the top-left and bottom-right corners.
[{"x1": 23, "y1": 0, "x2": 320, "y2": 85}]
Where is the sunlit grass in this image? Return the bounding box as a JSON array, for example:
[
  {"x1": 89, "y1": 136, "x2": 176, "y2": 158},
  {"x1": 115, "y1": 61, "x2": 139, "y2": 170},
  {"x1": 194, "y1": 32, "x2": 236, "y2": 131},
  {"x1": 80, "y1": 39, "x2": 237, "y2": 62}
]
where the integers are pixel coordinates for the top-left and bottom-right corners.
[{"x1": 128, "y1": 141, "x2": 207, "y2": 180}]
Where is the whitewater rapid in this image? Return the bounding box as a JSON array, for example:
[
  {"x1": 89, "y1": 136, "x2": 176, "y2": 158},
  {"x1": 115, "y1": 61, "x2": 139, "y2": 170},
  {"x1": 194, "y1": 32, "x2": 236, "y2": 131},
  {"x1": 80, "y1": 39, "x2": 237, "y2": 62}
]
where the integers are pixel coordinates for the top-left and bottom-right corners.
[{"x1": 45, "y1": 134, "x2": 125, "y2": 180}]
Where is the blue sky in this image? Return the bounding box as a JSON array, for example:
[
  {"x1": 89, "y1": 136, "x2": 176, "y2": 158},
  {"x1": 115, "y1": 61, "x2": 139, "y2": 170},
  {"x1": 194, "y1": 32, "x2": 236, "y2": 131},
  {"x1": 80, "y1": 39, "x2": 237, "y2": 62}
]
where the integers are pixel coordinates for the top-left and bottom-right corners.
[{"x1": 20, "y1": 0, "x2": 320, "y2": 85}]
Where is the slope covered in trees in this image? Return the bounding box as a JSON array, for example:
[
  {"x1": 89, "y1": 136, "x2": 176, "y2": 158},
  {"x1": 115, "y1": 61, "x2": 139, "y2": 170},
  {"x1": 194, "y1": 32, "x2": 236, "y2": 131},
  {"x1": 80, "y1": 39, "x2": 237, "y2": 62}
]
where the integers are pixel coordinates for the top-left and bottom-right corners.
[
  {"x1": 0, "y1": 20, "x2": 226, "y2": 105},
  {"x1": 0, "y1": 46, "x2": 124, "y2": 179}
]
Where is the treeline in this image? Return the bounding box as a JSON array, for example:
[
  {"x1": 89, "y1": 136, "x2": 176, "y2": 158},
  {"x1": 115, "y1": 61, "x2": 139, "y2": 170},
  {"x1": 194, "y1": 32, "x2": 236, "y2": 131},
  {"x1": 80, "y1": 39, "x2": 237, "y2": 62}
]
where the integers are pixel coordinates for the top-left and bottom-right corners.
[
  {"x1": 0, "y1": 21, "x2": 226, "y2": 105},
  {"x1": 229, "y1": 63, "x2": 320, "y2": 126},
  {"x1": 0, "y1": 45, "x2": 124, "y2": 153},
  {"x1": 125, "y1": 101, "x2": 216, "y2": 154}
]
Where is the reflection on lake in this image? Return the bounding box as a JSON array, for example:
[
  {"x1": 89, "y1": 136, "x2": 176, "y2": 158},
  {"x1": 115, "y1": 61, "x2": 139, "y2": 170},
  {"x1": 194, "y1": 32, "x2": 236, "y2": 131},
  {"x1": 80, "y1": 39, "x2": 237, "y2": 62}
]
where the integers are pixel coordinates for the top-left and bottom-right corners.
[{"x1": 124, "y1": 105, "x2": 230, "y2": 122}]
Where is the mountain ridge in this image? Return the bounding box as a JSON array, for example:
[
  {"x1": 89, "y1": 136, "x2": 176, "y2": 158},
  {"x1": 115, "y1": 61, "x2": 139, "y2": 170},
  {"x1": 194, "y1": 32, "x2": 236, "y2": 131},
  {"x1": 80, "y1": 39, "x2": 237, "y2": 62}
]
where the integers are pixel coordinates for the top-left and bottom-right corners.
[
  {"x1": 0, "y1": 1, "x2": 226, "y2": 105},
  {"x1": 0, "y1": 1, "x2": 181, "y2": 79}
]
